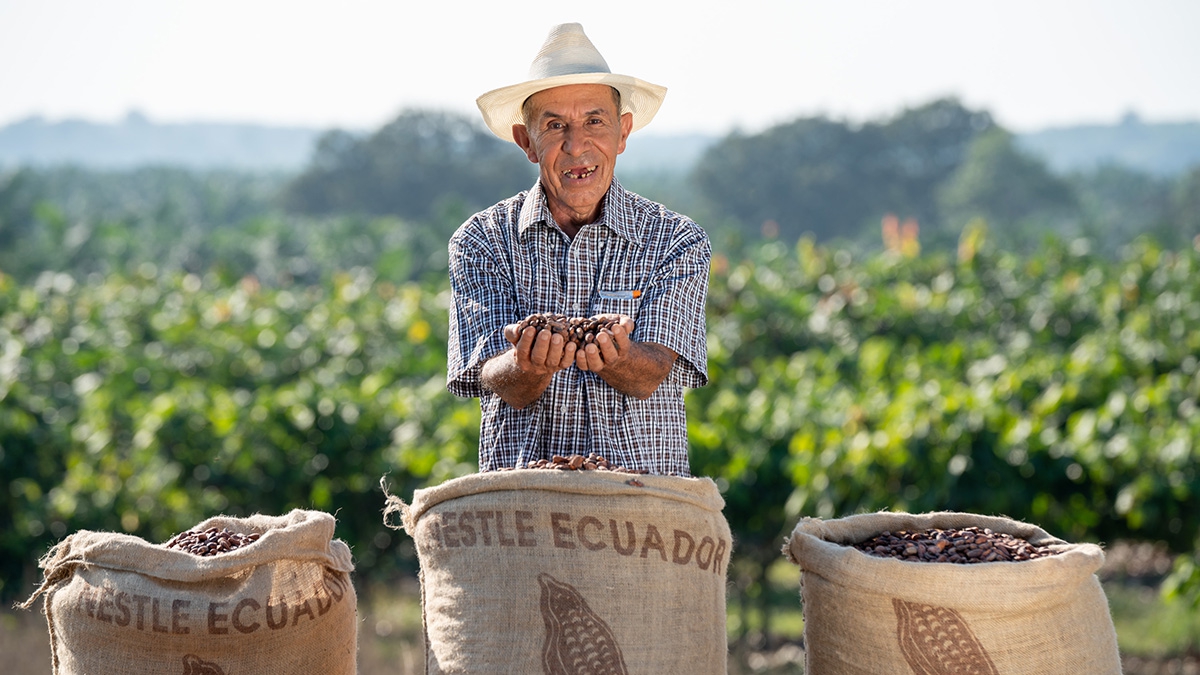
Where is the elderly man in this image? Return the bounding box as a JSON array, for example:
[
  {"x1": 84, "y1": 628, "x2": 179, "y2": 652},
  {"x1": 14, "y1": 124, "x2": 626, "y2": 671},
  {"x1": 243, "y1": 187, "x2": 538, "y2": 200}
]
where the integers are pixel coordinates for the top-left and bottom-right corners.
[{"x1": 447, "y1": 23, "x2": 710, "y2": 476}]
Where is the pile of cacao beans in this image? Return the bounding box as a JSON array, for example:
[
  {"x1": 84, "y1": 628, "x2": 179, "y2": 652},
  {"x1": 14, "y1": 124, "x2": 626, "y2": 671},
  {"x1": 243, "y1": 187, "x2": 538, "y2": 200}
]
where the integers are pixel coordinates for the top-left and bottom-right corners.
[
  {"x1": 516, "y1": 313, "x2": 619, "y2": 348},
  {"x1": 165, "y1": 526, "x2": 261, "y2": 557},
  {"x1": 497, "y1": 452, "x2": 649, "y2": 474},
  {"x1": 853, "y1": 526, "x2": 1061, "y2": 564}
]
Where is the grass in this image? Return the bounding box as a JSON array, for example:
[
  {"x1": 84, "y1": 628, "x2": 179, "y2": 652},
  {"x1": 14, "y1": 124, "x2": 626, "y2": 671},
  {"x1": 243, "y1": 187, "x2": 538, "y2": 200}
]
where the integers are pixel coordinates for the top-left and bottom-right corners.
[
  {"x1": 1108, "y1": 583, "x2": 1200, "y2": 657},
  {"x1": 0, "y1": 611, "x2": 53, "y2": 674}
]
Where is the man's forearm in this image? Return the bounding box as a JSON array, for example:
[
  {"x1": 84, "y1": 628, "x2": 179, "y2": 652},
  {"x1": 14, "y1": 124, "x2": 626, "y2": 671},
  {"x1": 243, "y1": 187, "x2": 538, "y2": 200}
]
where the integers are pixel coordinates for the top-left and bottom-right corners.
[
  {"x1": 594, "y1": 341, "x2": 677, "y2": 400},
  {"x1": 480, "y1": 349, "x2": 555, "y2": 409}
]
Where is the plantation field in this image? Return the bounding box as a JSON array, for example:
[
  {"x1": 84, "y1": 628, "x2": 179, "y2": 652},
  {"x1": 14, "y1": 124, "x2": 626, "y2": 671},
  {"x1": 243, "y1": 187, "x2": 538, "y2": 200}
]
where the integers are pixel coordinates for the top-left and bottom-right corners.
[{"x1": 2, "y1": 230, "x2": 1198, "y2": 657}]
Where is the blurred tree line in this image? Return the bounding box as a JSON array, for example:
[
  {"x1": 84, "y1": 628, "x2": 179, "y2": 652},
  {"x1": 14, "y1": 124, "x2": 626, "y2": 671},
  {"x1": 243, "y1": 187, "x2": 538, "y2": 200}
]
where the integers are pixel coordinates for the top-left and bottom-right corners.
[
  {"x1": 2, "y1": 98, "x2": 1197, "y2": 288},
  {"x1": 692, "y1": 98, "x2": 1197, "y2": 255},
  {"x1": 0, "y1": 110, "x2": 535, "y2": 288}
]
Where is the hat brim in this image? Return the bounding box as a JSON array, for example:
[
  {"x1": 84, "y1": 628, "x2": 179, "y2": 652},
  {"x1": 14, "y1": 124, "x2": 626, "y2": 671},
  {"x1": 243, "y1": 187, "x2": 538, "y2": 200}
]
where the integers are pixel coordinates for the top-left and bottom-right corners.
[{"x1": 476, "y1": 72, "x2": 667, "y2": 143}]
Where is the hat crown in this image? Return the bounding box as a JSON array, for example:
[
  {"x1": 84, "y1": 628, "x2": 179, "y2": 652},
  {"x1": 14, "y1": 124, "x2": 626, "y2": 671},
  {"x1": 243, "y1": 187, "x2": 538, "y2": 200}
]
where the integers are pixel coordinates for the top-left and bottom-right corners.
[
  {"x1": 475, "y1": 22, "x2": 666, "y2": 143},
  {"x1": 528, "y1": 23, "x2": 612, "y2": 79}
]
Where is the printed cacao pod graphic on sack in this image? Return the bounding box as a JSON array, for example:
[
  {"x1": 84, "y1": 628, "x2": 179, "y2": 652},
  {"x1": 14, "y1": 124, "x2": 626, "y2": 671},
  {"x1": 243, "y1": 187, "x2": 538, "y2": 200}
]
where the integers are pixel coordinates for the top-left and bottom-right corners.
[
  {"x1": 893, "y1": 599, "x2": 999, "y2": 675},
  {"x1": 181, "y1": 654, "x2": 226, "y2": 675},
  {"x1": 539, "y1": 572, "x2": 628, "y2": 675}
]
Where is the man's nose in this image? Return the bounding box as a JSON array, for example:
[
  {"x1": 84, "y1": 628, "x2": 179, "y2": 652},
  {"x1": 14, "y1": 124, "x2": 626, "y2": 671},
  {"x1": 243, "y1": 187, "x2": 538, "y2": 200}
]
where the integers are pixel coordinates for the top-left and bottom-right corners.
[{"x1": 562, "y1": 126, "x2": 587, "y2": 155}]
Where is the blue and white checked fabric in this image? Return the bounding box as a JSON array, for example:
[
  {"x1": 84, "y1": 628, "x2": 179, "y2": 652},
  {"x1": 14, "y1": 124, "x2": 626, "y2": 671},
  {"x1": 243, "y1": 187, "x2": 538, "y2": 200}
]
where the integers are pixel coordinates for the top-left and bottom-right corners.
[{"x1": 447, "y1": 178, "x2": 710, "y2": 476}]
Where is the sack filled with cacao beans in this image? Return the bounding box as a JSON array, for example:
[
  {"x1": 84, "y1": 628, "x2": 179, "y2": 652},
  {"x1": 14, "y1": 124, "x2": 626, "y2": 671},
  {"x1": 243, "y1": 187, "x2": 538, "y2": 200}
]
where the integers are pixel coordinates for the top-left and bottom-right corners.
[
  {"x1": 782, "y1": 511, "x2": 1121, "y2": 675},
  {"x1": 19, "y1": 509, "x2": 357, "y2": 675},
  {"x1": 383, "y1": 469, "x2": 733, "y2": 675}
]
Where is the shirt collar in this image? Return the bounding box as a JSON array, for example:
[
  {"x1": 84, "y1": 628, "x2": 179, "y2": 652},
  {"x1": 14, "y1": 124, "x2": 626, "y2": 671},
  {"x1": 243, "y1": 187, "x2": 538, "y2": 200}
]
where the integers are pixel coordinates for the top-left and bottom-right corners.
[{"x1": 517, "y1": 177, "x2": 641, "y2": 244}]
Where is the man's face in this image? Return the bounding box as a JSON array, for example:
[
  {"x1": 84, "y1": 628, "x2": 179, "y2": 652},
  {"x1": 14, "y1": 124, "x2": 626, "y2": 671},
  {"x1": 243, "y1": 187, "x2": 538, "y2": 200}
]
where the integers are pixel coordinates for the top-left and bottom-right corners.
[{"x1": 512, "y1": 84, "x2": 633, "y2": 230}]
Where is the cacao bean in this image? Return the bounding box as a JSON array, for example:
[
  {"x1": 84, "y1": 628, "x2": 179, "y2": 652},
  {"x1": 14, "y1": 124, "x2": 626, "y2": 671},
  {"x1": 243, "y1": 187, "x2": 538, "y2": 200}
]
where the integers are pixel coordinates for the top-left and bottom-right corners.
[
  {"x1": 515, "y1": 312, "x2": 620, "y2": 349},
  {"x1": 495, "y1": 452, "x2": 649, "y2": 475},
  {"x1": 851, "y1": 526, "x2": 1061, "y2": 564},
  {"x1": 165, "y1": 526, "x2": 261, "y2": 557}
]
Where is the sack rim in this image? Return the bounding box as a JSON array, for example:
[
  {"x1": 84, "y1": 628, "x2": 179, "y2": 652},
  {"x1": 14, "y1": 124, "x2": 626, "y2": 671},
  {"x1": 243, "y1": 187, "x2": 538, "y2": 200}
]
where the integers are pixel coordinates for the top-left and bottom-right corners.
[
  {"x1": 394, "y1": 471, "x2": 726, "y2": 533},
  {"x1": 782, "y1": 511, "x2": 1106, "y2": 608},
  {"x1": 27, "y1": 508, "x2": 354, "y2": 597}
]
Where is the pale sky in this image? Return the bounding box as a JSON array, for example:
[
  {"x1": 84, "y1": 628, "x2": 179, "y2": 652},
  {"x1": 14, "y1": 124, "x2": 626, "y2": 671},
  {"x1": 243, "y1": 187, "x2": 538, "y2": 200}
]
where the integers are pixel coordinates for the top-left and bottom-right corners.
[{"x1": 1, "y1": 0, "x2": 1198, "y2": 135}]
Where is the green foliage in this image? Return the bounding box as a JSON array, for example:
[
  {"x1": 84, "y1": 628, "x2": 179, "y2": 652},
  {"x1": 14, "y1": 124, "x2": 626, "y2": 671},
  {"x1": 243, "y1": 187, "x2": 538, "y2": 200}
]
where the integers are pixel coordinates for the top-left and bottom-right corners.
[
  {"x1": 1068, "y1": 164, "x2": 1174, "y2": 254},
  {"x1": 687, "y1": 99, "x2": 1199, "y2": 255},
  {"x1": 200, "y1": 213, "x2": 451, "y2": 287},
  {"x1": 937, "y1": 128, "x2": 1079, "y2": 246},
  {"x1": 709, "y1": 232, "x2": 1198, "y2": 542},
  {"x1": 1109, "y1": 578, "x2": 1200, "y2": 654},
  {"x1": 0, "y1": 167, "x2": 454, "y2": 287},
  {"x1": 1064, "y1": 164, "x2": 1200, "y2": 258},
  {"x1": 0, "y1": 268, "x2": 479, "y2": 599},
  {"x1": 0, "y1": 166, "x2": 285, "y2": 282},
  {"x1": 691, "y1": 98, "x2": 993, "y2": 243},
  {"x1": 283, "y1": 109, "x2": 535, "y2": 224},
  {"x1": 1163, "y1": 555, "x2": 1200, "y2": 611},
  {"x1": 1169, "y1": 167, "x2": 1200, "y2": 244}
]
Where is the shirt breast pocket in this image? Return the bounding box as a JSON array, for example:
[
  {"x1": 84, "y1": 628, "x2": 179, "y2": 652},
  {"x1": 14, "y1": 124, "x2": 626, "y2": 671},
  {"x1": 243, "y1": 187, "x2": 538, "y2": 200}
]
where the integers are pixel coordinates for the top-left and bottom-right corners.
[{"x1": 591, "y1": 289, "x2": 642, "y2": 321}]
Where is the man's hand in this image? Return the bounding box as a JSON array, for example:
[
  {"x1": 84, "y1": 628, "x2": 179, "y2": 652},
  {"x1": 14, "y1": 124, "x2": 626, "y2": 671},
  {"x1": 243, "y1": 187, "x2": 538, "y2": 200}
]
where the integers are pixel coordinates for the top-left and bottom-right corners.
[
  {"x1": 485, "y1": 313, "x2": 676, "y2": 406},
  {"x1": 572, "y1": 313, "x2": 634, "y2": 372},
  {"x1": 574, "y1": 314, "x2": 677, "y2": 400},
  {"x1": 504, "y1": 322, "x2": 578, "y2": 374},
  {"x1": 480, "y1": 322, "x2": 578, "y2": 409}
]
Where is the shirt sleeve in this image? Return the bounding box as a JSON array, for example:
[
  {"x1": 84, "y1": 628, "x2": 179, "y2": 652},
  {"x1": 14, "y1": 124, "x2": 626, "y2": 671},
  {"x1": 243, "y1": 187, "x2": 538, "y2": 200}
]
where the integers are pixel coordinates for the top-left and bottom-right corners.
[
  {"x1": 446, "y1": 218, "x2": 518, "y2": 398},
  {"x1": 632, "y1": 218, "x2": 711, "y2": 388}
]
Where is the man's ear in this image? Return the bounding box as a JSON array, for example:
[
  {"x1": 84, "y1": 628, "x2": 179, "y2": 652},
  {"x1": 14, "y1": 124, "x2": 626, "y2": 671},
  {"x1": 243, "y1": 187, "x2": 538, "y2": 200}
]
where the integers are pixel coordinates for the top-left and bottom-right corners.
[
  {"x1": 512, "y1": 125, "x2": 539, "y2": 164},
  {"x1": 617, "y1": 112, "x2": 633, "y2": 155}
]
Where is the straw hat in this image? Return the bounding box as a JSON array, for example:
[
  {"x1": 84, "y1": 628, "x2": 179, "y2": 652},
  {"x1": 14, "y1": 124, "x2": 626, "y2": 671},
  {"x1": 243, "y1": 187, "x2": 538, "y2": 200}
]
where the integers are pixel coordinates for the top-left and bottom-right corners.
[{"x1": 476, "y1": 23, "x2": 667, "y2": 143}]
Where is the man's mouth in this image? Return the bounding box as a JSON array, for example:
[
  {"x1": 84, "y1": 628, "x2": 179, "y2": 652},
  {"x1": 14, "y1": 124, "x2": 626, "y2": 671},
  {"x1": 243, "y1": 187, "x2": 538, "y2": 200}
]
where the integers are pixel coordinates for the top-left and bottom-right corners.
[{"x1": 562, "y1": 166, "x2": 598, "y2": 180}]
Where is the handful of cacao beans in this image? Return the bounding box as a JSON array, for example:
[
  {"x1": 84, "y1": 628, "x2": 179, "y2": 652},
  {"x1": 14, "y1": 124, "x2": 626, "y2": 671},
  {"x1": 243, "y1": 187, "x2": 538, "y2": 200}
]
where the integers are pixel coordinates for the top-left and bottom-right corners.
[
  {"x1": 165, "y1": 526, "x2": 261, "y2": 557},
  {"x1": 853, "y1": 526, "x2": 1061, "y2": 564},
  {"x1": 496, "y1": 452, "x2": 649, "y2": 475},
  {"x1": 515, "y1": 313, "x2": 620, "y2": 349}
]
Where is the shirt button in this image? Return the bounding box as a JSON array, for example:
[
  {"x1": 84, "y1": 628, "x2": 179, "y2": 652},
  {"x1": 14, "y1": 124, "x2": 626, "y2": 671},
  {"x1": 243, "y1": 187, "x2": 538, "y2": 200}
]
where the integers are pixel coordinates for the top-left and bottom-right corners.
[
  {"x1": 571, "y1": 303, "x2": 580, "y2": 311},
  {"x1": 561, "y1": 405, "x2": 568, "y2": 414}
]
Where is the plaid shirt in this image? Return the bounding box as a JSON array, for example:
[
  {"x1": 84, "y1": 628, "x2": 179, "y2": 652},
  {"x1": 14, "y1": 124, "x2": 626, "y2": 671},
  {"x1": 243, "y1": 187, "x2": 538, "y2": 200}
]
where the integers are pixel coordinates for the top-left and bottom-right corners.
[{"x1": 447, "y1": 178, "x2": 710, "y2": 476}]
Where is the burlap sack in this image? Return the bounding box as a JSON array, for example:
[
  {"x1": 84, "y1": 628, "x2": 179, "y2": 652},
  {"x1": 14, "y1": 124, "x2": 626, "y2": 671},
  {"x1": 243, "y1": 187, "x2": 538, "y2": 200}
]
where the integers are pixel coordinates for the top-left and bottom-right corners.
[
  {"x1": 783, "y1": 511, "x2": 1122, "y2": 675},
  {"x1": 19, "y1": 509, "x2": 357, "y2": 675},
  {"x1": 383, "y1": 470, "x2": 733, "y2": 675}
]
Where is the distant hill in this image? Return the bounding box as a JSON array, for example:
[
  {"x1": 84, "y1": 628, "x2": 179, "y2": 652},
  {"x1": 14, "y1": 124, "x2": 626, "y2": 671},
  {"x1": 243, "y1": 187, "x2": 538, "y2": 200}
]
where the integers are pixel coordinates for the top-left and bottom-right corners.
[
  {"x1": 2, "y1": 111, "x2": 1198, "y2": 177},
  {"x1": 618, "y1": 132, "x2": 716, "y2": 173},
  {"x1": 0, "y1": 112, "x2": 324, "y2": 171},
  {"x1": 1017, "y1": 113, "x2": 1200, "y2": 176}
]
